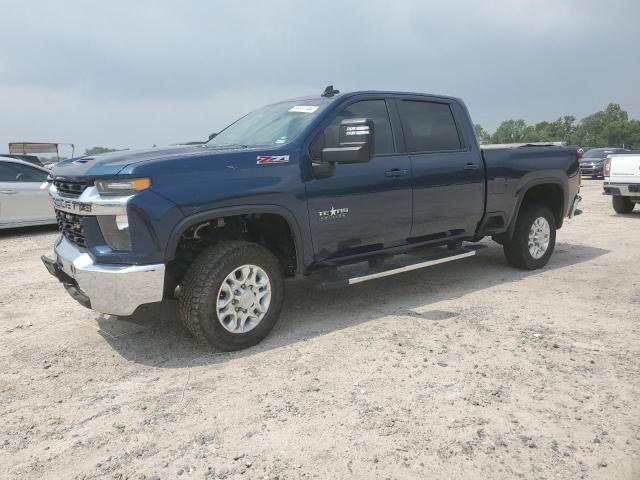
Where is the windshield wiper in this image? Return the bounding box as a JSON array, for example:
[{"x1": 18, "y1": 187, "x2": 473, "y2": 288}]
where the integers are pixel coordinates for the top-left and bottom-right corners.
[{"x1": 206, "y1": 143, "x2": 249, "y2": 149}]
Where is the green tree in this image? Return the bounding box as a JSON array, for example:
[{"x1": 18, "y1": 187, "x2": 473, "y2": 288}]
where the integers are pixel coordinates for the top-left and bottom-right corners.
[
  {"x1": 533, "y1": 116, "x2": 576, "y2": 143},
  {"x1": 84, "y1": 146, "x2": 119, "y2": 156},
  {"x1": 626, "y1": 119, "x2": 640, "y2": 149},
  {"x1": 490, "y1": 119, "x2": 532, "y2": 143},
  {"x1": 484, "y1": 105, "x2": 640, "y2": 148},
  {"x1": 474, "y1": 124, "x2": 491, "y2": 144},
  {"x1": 572, "y1": 103, "x2": 636, "y2": 148}
]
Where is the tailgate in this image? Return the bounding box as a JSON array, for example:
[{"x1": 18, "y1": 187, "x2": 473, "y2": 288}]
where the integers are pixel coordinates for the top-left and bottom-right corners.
[{"x1": 609, "y1": 154, "x2": 640, "y2": 183}]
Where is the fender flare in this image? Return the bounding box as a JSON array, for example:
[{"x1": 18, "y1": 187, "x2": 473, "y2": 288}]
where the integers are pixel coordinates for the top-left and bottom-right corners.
[
  {"x1": 506, "y1": 177, "x2": 567, "y2": 240},
  {"x1": 165, "y1": 204, "x2": 306, "y2": 273}
]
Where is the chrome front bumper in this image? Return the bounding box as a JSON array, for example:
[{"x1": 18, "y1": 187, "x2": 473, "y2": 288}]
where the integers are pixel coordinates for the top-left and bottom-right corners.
[{"x1": 42, "y1": 236, "x2": 165, "y2": 316}]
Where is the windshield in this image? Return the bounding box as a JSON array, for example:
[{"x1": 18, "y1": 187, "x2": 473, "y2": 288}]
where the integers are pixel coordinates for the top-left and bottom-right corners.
[{"x1": 207, "y1": 98, "x2": 333, "y2": 148}]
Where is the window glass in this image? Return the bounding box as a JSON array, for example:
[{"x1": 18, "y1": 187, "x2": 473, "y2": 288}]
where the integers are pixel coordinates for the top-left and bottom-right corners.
[
  {"x1": 322, "y1": 100, "x2": 395, "y2": 155},
  {"x1": 399, "y1": 101, "x2": 463, "y2": 152},
  {"x1": 584, "y1": 148, "x2": 626, "y2": 159},
  {"x1": 207, "y1": 98, "x2": 333, "y2": 148},
  {"x1": 0, "y1": 162, "x2": 48, "y2": 182},
  {"x1": 0, "y1": 163, "x2": 16, "y2": 181}
]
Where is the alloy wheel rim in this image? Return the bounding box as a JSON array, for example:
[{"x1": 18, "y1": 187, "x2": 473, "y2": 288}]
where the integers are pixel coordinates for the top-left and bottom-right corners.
[
  {"x1": 216, "y1": 264, "x2": 271, "y2": 333},
  {"x1": 528, "y1": 217, "x2": 550, "y2": 259}
]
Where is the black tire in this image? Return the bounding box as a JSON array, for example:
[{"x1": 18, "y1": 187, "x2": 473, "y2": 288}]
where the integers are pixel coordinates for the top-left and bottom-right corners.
[
  {"x1": 179, "y1": 241, "x2": 285, "y2": 351},
  {"x1": 612, "y1": 196, "x2": 635, "y2": 214},
  {"x1": 503, "y1": 203, "x2": 556, "y2": 270}
]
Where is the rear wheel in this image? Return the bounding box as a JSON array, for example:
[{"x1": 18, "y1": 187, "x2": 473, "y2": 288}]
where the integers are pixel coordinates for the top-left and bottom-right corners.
[
  {"x1": 179, "y1": 241, "x2": 285, "y2": 351},
  {"x1": 503, "y1": 203, "x2": 556, "y2": 270},
  {"x1": 612, "y1": 196, "x2": 635, "y2": 214}
]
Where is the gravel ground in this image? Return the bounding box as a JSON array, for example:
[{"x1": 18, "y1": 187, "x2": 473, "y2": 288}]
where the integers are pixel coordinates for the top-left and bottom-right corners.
[{"x1": 1, "y1": 180, "x2": 639, "y2": 480}]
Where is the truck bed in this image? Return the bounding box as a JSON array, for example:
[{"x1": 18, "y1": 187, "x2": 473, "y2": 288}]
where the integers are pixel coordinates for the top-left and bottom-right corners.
[{"x1": 480, "y1": 144, "x2": 580, "y2": 233}]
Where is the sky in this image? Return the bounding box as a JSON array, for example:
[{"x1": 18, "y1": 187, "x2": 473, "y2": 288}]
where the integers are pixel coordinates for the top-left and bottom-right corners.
[{"x1": 1, "y1": 0, "x2": 639, "y2": 155}]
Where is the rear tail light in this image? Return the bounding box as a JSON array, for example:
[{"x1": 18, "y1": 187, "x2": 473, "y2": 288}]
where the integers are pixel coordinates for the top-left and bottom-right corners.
[
  {"x1": 577, "y1": 149, "x2": 583, "y2": 187},
  {"x1": 603, "y1": 157, "x2": 611, "y2": 177}
]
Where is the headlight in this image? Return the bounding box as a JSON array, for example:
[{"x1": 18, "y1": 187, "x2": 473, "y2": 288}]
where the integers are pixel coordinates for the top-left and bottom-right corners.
[
  {"x1": 95, "y1": 178, "x2": 151, "y2": 196},
  {"x1": 97, "y1": 215, "x2": 132, "y2": 250}
]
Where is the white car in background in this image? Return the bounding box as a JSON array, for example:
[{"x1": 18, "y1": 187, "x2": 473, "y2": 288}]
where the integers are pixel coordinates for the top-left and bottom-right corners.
[
  {"x1": 0, "y1": 157, "x2": 56, "y2": 229},
  {"x1": 603, "y1": 152, "x2": 640, "y2": 214}
]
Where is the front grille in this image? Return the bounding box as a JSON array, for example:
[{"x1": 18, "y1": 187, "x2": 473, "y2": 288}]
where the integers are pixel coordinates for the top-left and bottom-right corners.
[
  {"x1": 53, "y1": 179, "x2": 92, "y2": 197},
  {"x1": 55, "y1": 210, "x2": 86, "y2": 248}
]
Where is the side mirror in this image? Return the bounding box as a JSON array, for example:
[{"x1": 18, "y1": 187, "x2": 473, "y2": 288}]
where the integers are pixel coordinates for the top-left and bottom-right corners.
[{"x1": 321, "y1": 118, "x2": 374, "y2": 164}]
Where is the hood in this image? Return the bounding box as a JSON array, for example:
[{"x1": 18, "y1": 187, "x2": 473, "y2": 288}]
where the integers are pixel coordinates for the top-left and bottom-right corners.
[{"x1": 51, "y1": 145, "x2": 210, "y2": 178}]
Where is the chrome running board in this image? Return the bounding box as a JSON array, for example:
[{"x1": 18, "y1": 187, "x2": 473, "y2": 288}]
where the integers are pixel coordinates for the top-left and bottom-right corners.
[{"x1": 317, "y1": 245, "x2": 484, "y2": 289}]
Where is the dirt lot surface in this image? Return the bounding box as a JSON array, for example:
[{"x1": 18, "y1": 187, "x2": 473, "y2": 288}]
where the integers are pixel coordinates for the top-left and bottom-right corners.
[{"x1": 1, "y1": 180, "x2": 639, "y2": 480}]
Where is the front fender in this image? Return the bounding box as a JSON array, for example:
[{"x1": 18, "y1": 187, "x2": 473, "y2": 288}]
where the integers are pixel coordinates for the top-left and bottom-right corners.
[{"x1": 164, "y1": 204, "x2": 310, "y2": 274}]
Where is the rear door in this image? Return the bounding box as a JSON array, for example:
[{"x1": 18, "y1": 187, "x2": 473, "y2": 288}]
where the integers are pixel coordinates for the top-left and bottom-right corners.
[
  {"x1": 396, "y1": 99, "x2": 485, "y2": 240},
  {"x1": 305, "y1": 98, "x2": 412, "y2": 260},
  {"x1": 0, "y1": 161, "x2": 52, "y2": 226}
]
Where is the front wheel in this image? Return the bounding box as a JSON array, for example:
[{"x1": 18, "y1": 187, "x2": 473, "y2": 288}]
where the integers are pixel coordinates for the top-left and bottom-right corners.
[
  {"x1": 612, "y1": 196, "x2": 635, "y2": 214},
  {"x1": 503, "y1": 203, "x2": 556, "y2": 270},
  {"x1": 179, "y1": 241, "x2": 285, "y2": 351}
]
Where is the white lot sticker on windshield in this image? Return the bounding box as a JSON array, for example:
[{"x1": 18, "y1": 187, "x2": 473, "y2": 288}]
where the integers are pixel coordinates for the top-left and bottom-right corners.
[{"x1": 289, "y1": 105, "x2": 319, "y2": 113}]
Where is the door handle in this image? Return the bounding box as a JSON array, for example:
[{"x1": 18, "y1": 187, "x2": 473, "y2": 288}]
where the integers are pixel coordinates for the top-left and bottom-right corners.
[
  {"x1": 0, "y1": 190, "x2": 18, "y2": 195},
  {"x1": 463, "y1": 163, "x2": 480, "y2": 171},
  {"x1": 385, "y1": 169, "x2": 409, "y2": 177}
]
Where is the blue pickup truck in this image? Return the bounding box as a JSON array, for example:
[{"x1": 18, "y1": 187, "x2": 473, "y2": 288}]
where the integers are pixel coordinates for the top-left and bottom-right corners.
[{"x1": 42, "y1": 87, "x2": 582, "y2": 350}]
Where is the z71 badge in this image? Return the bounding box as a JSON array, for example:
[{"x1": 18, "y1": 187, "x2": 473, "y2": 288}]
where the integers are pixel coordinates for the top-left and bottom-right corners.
[
  {"x1": 257, "y1": 155, "x2": 289, "y2": 165},
  {"x1": 318, "y1": 206, "x2": 349, "y2": 222}
]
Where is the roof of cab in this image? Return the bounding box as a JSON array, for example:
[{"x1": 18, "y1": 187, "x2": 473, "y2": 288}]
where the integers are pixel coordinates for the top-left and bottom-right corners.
[{"x1": 281, "y1": 90, "x2": 463, "y2": 104}]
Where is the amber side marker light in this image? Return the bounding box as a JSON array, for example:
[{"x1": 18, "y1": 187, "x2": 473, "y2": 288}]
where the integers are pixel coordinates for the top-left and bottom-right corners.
[{"x1": 95, "y1": 178, "x2": 152, "y2": 196}]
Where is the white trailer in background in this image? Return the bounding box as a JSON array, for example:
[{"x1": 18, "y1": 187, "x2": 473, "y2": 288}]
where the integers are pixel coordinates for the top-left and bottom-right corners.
[{"x1": 9, "y1": 142, "x2": 75, "y2": 167}]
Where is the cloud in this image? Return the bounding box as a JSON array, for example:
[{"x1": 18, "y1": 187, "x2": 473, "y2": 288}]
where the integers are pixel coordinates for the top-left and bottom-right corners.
[{"x1": 1, "y1": 0, "x2": 639, "y2": 152}]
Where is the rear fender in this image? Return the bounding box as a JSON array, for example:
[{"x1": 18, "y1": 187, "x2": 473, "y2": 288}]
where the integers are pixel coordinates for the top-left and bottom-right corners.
[{"x1": 505, "y1": 177, "x2": 568, "y2": 241}]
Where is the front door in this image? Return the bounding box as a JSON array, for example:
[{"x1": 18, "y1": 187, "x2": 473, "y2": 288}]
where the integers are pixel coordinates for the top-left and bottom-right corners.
[{"x1": 305, "y1": 99, "x2": 412, "y2": 260}]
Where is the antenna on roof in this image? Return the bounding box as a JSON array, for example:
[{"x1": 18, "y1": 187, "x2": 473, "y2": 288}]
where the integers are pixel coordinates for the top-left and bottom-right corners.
[{"x1": 321, "y1": 85, "x2": 340, "y2": 97}]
